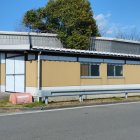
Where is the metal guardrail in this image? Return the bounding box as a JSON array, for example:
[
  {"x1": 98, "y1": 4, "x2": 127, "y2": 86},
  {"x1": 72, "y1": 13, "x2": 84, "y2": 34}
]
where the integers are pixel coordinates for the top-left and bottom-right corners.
[{"x1": 37, "y1": 84, "x2": 140, "y2": 104}]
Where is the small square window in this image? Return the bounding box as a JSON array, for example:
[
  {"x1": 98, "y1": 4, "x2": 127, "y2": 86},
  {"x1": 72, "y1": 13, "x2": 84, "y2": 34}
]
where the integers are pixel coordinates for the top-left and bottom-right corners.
[
  {"x1": 107, "y1": 64, "x2": 123, "y2": 77},
  {"x1": 107, "y1": 65, "x2": 114, "y2": 76},
  {"x1": 115, "y1": 65, "x2": 123, "y2": 76},
  {"x1": 81, "y1": 64, "x2": 89, "y2": 76},
  {"x1": 91, "y1": 65, "x2": 99, "y2": 76},
  {"x1": 81, "y1": 63, "x2": 100, "y2": 77}
]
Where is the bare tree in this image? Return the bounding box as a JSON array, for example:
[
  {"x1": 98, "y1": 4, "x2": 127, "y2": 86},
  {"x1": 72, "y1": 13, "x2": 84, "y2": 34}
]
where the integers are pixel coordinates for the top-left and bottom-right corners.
[
  {"x1": 15, "y1": 18, "x2": 32, "y2": 32},
  {"x1": 115, "y1": 28, "x2": 140, "y2": 41}
]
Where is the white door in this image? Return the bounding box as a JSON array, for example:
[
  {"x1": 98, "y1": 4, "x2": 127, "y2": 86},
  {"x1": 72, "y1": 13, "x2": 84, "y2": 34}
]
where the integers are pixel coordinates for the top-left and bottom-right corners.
[
  {"x1": 6, "y1": 56, "x2": 25, "y2": 92},
  {"x1": 6, "y1": 75, "x2": 15, "y2": 92},
  {"x1": 14, "y1": 56, "x2": 25, "y2": 92},
  {"x1": 6, "y1": 57, "x2": 15, "y2": 92}
]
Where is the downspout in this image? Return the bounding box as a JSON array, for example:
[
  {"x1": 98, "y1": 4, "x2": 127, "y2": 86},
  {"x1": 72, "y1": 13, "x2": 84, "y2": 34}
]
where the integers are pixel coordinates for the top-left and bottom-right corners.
[{"x1": 38, "y1": 51, "x2": 41, "y2": 90}]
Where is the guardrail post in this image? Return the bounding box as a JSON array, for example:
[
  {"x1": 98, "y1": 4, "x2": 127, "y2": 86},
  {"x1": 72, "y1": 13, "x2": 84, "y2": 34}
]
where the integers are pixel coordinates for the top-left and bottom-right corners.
[
  {"x1": 125, "y1": 92, "x2": 128, "y2": 99},
  {"x1": 41, "y1": 97, "x2": 45, "y2": 102},
  {"x1": 45, "y1": 97, "x2": 49, "y2": 104},
  {"x1": 79, "y1": 95, "x2": 84, "y2": 102},
  {"x1": 37, "y1": 97, "x2": 40, "y2": 102}
]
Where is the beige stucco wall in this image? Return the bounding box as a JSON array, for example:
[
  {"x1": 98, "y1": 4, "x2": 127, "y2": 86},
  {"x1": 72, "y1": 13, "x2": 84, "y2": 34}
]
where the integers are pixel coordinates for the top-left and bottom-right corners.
[
  {"x1": 0, "y1": 64, "x2": 5, "y2": 85},
  {"x1": 28, "y1": 60, "x2": 140, "y2": 88},
  {"x1": 26, "y1": 60, "x2": 38, "y2": 87},
  {"x1": 41, "y1": 61, "x2": 80, "y2": 87},
  {"x1": 124, "y1": 65, "x2": 140, "y2": 84}
]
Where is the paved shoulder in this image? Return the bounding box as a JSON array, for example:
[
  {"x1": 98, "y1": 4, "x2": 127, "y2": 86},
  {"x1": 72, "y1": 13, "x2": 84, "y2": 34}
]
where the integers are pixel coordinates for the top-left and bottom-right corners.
[{"x1": 0, "y1": 102, "x2": 140, "y2": 140}]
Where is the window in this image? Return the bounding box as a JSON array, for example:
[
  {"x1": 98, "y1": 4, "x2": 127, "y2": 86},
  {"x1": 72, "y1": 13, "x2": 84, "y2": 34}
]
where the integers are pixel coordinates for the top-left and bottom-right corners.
[
  {"x1": 91, "y1": 65, "x2": 99, "y2": 76},
  {"x1": 81, "y1": 64, "x2": 89, "y2": 76},
  {"x1": 107, "y1": 64, "x2": 123, "y2": 77},
  {"x1": 81, "y1": 63, "x2": 100, "y2": 77}
]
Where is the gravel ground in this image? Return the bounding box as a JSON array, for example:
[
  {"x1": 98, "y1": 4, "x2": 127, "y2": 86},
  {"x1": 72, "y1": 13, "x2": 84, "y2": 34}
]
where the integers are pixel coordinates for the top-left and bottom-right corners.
[{"x1": 0, "y1": 92, "x2": 9, "y2": 99}]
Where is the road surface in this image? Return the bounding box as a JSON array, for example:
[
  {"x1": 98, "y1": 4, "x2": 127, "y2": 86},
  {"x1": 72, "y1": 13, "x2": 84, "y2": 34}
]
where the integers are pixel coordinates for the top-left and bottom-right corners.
[{"x1": 0, "y1": 102, "x2": 140, "y2": 140}]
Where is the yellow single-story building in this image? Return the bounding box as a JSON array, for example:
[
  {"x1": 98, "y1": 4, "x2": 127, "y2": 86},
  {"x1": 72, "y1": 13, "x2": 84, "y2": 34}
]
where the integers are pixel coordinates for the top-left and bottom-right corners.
[{"x1": 0, "y1": 31, "x2": 140, "y2": 98}]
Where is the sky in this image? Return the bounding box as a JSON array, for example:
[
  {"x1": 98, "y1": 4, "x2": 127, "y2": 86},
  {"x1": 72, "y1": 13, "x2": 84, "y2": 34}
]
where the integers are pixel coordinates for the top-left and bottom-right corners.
[{"x1": 0, "y1": 0, "x2": 140, "y2": 37}]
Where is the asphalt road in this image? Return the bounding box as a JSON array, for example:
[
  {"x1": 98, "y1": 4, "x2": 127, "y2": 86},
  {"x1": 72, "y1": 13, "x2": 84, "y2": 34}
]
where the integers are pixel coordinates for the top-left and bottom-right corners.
[{"x1": 0, "y1": 103, "x2": 140, "y2": 140}]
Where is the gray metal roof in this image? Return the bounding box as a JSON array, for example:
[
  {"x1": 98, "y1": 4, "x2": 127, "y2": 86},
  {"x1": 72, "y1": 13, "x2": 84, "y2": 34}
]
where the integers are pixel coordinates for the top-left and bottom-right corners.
[
  {"x1": 0, "y1": 31, "x2": 57, "y2": 37},
  {"x1": 32, "y1": 46, "x2": 140, "y2": 59},
  {"x1": 0, "y1": 31, "x2": 140, "y2": 59},
  {"x1": 90, "y1": 37, "x2": 140, "y2": 55},
  {"x1": 92, "y1": 37, "x2": 140, "y2": 45},
  {"x1": 0, "y1": 31, "x2": 63, "y2": 50}
]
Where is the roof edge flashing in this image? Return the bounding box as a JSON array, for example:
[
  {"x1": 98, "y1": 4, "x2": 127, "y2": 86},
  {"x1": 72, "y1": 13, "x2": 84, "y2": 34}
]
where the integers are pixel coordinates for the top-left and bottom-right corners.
[
  {"x1": 32, "y1": 46, "x2": 140, "y2": 59},
  {"x1": 0, "y1": 31, "x2": 57, "y2": 37},
  {"x1": 92, "y1": 37, "x2": 140, "y2": 45}
]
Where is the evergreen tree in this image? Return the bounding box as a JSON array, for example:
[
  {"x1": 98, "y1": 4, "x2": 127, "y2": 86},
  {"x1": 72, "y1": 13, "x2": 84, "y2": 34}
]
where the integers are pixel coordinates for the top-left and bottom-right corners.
[{"x1": 23, "y1": 0, "x2": 100, "y2": 49}]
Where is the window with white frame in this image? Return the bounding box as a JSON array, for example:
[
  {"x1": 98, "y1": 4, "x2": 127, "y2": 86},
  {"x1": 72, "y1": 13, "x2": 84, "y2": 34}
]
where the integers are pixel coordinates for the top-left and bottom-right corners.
[
  {"x1": 81, "y1": 63, "x2": 100, "y2": 77},
  {"x1": 107, "y1": 64, "x2": 123, "y2": 77}
]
